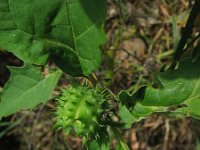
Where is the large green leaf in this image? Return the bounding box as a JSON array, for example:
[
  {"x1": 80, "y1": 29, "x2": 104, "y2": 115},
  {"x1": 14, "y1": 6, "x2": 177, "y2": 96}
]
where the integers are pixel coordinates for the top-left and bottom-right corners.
[
  {"x1": 0, "y1": 65, "x2": 61, "y2": 118},
  {"x1": 0, "y1": 0, "x2": 106, "y2": 76},
  {"x1": 140, "y1": 58, "x2": 200, "y2": 106},
  {"x1": 118, "y1": 57, "x2": 200, "y2": 126}
]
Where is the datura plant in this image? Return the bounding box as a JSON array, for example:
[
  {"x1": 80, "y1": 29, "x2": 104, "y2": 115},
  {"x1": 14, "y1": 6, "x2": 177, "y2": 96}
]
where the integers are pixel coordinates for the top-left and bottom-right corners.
[{"x1": 0, "y1": 0, "x2": 200, "y2": 149}]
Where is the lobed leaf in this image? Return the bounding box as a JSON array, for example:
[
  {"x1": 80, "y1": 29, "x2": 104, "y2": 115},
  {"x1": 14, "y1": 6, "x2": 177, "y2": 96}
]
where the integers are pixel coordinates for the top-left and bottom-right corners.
[
  {"x1": 0, "y1": 0, "x2": 106, "y2": 76},
  {"x1": 0, "y1": 65, "x2": 61, "y2": 118},
  {"x1": 119, "y1": 57, "x2": 200, "y2": 126}
]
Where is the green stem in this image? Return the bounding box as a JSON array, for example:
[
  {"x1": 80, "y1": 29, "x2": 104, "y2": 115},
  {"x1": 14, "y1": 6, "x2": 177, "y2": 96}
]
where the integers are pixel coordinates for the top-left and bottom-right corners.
[{"x1": 112, "y1": 127, "x2": 130, "y2": 150}]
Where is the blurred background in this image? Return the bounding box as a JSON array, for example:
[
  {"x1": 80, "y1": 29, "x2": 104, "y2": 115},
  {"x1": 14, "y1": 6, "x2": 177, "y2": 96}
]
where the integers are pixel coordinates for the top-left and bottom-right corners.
[{"x1": 1, "y1": 0, "x2": 200, "y2": 149}]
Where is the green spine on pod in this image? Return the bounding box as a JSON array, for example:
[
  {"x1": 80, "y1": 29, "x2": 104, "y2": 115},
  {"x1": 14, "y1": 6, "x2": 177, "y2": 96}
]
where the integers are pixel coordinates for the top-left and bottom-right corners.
[{"x1": 55, "y1": 85, "x2": 107, "y2": 139}]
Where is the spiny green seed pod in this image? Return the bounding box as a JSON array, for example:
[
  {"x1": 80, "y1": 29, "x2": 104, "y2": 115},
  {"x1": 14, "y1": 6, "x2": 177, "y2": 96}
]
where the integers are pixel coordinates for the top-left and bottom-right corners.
[{"x1": 55, "y1": 85, "x2": 107, "y2": 139}]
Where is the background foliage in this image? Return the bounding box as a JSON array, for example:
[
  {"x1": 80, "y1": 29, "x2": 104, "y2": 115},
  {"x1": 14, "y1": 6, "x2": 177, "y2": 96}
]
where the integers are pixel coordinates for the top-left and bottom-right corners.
[{"x1": 0, "y1": 0, "x2": 200, "y2": 149}]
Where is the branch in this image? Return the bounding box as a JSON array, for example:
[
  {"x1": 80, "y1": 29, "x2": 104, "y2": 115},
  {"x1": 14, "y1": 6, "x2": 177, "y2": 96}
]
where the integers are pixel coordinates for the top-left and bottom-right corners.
[{"x1": 173, "y1": 0, "x2": 200, "y2": 61}]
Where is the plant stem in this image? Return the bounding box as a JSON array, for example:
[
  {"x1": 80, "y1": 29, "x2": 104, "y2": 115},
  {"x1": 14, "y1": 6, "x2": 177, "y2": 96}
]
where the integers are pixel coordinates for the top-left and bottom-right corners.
[
  {"x1": 173, "y1": 0, "x2": 200, "y2": 62},
  {"x1": 112, "y1": 127, "x2": 130, "y2": 150}
]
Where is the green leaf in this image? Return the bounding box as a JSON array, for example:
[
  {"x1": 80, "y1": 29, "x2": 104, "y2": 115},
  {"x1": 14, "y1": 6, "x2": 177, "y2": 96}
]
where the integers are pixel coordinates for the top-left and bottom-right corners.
[
  {"x1": 119, "y1": 105, "x2": 135, "y2": 128},
  {"x1": 88, "y1": 140, "x2": 109, "y2": 150},
  {"x1": 119, "y1": 100, "x2": 165, "y2": 128},
  {"x1": 175, "y1": 98, "x2": 200, "y2": 119},
  {"x1": 0, "y1": 0, "x2": 106, "y2": 76},
  {"x1": 140, "y1": 58, "x2": 200, "y2": 106},
  {"x1": 0, "y1": 65, "x2": 61, "y2": 118},
  {"x1": 118, "y1": 57, "x2": 200, "y2": 126}
]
